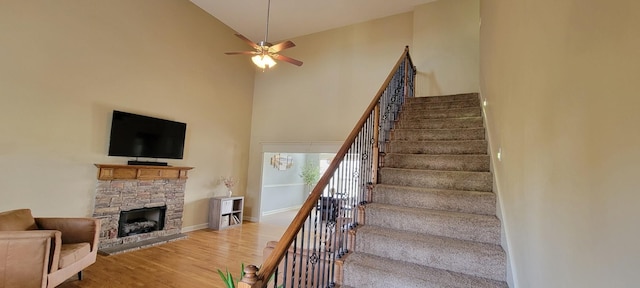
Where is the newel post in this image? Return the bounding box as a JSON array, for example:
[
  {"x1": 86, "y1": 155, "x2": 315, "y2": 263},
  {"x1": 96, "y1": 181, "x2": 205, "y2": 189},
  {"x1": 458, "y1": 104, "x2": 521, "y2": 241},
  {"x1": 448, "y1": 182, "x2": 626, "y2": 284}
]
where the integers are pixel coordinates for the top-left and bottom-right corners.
[{"x1": 238, "y1": 265, "x2": 259, "y2": 288}]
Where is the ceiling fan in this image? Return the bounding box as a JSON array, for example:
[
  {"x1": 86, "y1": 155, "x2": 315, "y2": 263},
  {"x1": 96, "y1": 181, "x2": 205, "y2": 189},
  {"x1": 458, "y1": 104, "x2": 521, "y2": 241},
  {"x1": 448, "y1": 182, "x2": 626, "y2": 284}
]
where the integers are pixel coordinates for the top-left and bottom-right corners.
[{"x1": 224, "y1": 0, "x2": 303, "y2": 69}]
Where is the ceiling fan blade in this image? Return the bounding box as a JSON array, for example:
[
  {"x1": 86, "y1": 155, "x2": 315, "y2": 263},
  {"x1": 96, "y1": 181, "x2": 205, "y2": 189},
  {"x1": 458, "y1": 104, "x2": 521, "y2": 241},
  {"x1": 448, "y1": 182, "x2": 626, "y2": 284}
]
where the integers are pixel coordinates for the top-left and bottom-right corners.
[
  {"x1": 269, "y1": 41, "x2": 296, "y2": 53},
  {"x1": 225, "y1": 51, "x2": 258, "y2": 55},
  {"x1": 273, "y1": 54, "x2": 303, "y2": 66},
  {"x1": 234, "y1": 33, "x2": 260, "y2": 50}
]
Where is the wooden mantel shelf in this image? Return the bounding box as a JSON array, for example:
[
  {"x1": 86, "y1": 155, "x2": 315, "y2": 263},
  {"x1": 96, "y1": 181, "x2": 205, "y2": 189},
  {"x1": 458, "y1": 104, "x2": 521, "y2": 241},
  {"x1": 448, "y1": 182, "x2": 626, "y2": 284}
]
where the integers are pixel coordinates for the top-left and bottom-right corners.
[{"x1": 95, "y1": 164, "x2": 194, "y2": 180}]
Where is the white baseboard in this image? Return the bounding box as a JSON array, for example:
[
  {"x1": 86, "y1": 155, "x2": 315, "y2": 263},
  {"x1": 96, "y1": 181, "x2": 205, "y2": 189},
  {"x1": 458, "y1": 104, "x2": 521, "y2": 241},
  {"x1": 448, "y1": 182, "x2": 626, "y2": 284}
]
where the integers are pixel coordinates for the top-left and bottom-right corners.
[
  {"x1": 180, "y1": 207, "x2": 299, "y2": 231},
  {"x1": 181, "y1": 223, "x2": 208, "y2": 233},
  {"x1": 243, "y1": 216, "x2": 258, "y2": 222},
  {"x1": 479, "y1": 91, "x2": 517, "y2": 288},
  {"x1": 261, "y1": 205, "x2": 302, "y2": 216}
]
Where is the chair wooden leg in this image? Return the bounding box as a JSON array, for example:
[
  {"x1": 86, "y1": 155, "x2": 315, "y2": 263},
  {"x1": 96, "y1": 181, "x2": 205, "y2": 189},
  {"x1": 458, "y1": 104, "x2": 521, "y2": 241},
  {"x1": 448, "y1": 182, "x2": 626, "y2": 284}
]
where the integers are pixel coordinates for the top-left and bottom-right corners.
[{"x1": 77, "y1": 271, "x2": 83, "y2": 281}]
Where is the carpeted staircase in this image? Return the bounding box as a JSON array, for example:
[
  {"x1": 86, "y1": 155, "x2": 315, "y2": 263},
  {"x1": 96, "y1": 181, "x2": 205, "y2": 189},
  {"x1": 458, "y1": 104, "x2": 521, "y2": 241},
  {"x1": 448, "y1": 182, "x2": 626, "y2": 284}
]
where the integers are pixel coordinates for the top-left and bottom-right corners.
[{"x1": 341, "y1": 93, "x2": 508, "y2": 288}]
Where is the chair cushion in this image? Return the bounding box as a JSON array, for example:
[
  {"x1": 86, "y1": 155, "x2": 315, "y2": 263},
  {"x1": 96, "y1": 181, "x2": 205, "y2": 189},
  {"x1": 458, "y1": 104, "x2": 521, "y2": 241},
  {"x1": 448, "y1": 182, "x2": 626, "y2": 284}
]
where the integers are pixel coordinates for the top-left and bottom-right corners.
[
  {"x1": 59, "y1": 242, "x2": 91, "y2": 269},
  {"x1": 0, "y1": 209, "x2": 38, "y2": 231}
]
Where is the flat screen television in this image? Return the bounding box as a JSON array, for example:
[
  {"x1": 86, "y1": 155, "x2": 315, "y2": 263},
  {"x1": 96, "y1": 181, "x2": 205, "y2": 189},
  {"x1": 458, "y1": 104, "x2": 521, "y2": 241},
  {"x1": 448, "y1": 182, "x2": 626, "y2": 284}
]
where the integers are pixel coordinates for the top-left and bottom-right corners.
[{"x1": 108, "y1": 110, "x2": 186, "y2": 164}]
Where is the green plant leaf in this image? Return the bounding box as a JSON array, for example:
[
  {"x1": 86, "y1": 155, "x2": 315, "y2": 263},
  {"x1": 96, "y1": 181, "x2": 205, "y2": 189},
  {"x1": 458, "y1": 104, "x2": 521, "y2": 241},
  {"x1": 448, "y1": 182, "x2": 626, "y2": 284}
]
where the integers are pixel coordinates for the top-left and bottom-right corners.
[
  {"x1": 300, "y1": 161, "x2": 320, "y2": 187},
  {"x1": 227, "y1": 268, "x2": 236, "y2": 288},
  {"x1": 217, "y1": 269, "x2": 232, "y2": 288},
  {"x1": 227, "y1": 270, "x2": 235, "y2": 288},
  {"x1": 241, "y1": 262, "x2": 245, "y2": 279}
]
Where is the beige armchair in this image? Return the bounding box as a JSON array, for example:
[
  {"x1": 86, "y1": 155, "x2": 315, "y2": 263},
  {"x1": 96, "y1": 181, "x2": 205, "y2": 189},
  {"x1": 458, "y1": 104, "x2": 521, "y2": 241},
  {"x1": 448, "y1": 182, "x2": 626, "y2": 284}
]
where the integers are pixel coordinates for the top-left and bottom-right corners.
[{"x1": 0, "y1": 209, "x2": 100, "y2": 288}]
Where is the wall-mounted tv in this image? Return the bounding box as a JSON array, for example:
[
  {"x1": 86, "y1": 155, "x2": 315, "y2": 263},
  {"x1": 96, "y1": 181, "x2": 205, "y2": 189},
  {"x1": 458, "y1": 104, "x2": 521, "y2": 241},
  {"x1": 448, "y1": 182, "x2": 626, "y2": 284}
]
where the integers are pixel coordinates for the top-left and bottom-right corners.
[{"x1": 108, "y1": 110, "x2": 187, "y2": 163}]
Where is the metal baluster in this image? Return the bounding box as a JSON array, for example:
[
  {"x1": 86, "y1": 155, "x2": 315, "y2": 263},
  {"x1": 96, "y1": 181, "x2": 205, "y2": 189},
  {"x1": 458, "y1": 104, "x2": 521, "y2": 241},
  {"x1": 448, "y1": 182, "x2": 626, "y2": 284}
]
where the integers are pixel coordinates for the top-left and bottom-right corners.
[
  {"x1": 273, "y1": 266, "x2": 279, "y2": 288},
  {"x1": 309, "y1": 189, "x2": 321, "y2": 288},
  {"x1": 317, "y1": 189, "x2": 325, "y2": 288},
  {"x1": 282, "y1": 249, "x2": 288, "y2": 288},
  {"x1": 290, "y1": 237, "x2": 297, "y2": 287},
  {"x1": 303, "y1": 214, "x2": 312, "y2": 287}
]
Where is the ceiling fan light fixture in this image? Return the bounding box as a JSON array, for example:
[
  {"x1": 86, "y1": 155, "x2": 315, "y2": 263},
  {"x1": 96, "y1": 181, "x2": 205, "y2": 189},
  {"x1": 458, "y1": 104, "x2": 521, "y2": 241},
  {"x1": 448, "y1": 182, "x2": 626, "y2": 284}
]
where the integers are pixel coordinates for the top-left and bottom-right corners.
[
  {"x1": 225, "y1": 0, "x2": 302, "y2": 68},
  {"x1": 252, "y1": 54, "x2": 277, "y2": 69}
]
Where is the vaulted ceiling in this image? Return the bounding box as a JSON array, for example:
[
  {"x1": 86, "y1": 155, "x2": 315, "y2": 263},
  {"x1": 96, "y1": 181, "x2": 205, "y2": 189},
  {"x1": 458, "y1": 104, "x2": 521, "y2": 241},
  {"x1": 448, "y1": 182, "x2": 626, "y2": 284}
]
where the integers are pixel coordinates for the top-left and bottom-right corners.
[{"x1": 191, "y1": 0, "x2": 436, "y2": 42}]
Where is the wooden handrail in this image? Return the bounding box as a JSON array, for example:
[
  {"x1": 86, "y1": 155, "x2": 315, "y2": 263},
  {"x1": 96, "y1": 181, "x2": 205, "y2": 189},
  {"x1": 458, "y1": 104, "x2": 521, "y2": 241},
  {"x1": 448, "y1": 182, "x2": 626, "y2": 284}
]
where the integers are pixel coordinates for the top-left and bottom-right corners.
[{"x1": 239, "y1": 46, "x2": 413, "y2": 288}]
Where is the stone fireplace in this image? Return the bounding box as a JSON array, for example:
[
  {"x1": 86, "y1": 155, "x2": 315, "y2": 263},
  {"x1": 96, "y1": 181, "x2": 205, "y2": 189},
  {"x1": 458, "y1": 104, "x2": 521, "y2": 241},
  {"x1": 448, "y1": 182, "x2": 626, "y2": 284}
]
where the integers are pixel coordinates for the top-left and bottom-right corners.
[{"x1": 93, "y1": 164, "x2": 193, "y2": 253}]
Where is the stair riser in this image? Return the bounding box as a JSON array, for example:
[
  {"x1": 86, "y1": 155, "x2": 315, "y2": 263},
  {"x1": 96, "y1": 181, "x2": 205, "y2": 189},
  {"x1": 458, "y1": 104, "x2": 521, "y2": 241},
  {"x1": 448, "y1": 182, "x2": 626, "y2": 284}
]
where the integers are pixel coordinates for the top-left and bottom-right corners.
[
  {"x1": 342, "y1": 253, "x2": 509, "y2": 288},
  {"x1": 366, "y1": 206, "x2": 501, "y2": 244},
  {"x1": 405, "y1": 99, "x2": 480, "y2": 110},
  {"x1": 408, "y1": 94, "x2": 478, "y2": 103},
  {"x1": 373, "y1": 186, "x2": 496, "y2": 215},
  {"x1": 402, "y1": 107, "x2": 482, "y2": 119},
  {"x1": 343, "y1": 265, "x2": 506, "y2": 288},
  {"x1": 389, "y1": 141, "x2": 488, "y2": 154},
  {"x1": 392, "y1": 128, "x2": 485, "y2": 141},
  {"x1": 343, "y1": 264, "x2": 435, "y2": 288},
  {"x1": 356, "y1": 232, "x2": 506, "y2": 281},
  {"x1": 379, "y1": 168, "x2": 493, "y2": 192},
  {"x1": 385, "y1": 154, "x2": 490, "y2": 171},
  {"x1": 397, "y1": 117, "x2": 484, "y2": 129}
]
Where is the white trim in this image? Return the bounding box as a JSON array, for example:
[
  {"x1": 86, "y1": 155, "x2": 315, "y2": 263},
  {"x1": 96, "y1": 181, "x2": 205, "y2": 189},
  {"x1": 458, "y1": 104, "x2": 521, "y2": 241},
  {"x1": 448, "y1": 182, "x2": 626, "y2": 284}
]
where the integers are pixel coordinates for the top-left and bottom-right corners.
[
  {"x1": 243, "y1": 216, "x2": 259, "y2": 222},
  {"x1": 261, "y1": 141, "x2": 342, "y2": 153},
  {"x1": 480, "y1": 91, "x2": 517, "y2": 288},
  {"x1": 263, "y1": 183, "x2": 305, "y2": 188},
  {"x1": 181, "y1": 223, "x2": 208, "y2": 233},
  {"x1": 262, "y1": 205, "x2": 302, "y2": 216}
]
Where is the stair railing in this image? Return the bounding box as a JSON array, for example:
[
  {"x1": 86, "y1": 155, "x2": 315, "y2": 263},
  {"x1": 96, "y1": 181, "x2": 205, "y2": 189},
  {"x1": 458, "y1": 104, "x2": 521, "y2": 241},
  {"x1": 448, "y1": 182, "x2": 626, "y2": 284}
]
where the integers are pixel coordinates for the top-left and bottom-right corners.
[{"x1": 239, "y1": 46, "x2": 415, "y2": 288}]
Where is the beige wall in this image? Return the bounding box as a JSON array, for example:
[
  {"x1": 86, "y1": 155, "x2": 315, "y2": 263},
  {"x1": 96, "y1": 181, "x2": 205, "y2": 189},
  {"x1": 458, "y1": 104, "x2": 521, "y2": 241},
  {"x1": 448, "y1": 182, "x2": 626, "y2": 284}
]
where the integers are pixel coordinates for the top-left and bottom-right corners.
[
  {"x1": 412, "y1": 0, "x2": 480, "y2": 96},
  {"x1": 480, "y1": 1, "x2": 640, "y2": 287},
  {"x1": 0, "y1": 0, "x2": 255, "y2": 229},
  {"x1": 244, "y1": 13, "x2": 414, "y2": 219}
]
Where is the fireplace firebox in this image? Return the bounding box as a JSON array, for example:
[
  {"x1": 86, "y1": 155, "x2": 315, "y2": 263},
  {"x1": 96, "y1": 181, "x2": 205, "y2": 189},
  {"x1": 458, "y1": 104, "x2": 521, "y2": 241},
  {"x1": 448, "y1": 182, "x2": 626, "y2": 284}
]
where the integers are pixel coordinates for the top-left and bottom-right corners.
[{"x1": 118, "y1": 206, "x2": 166, "y2": 238}]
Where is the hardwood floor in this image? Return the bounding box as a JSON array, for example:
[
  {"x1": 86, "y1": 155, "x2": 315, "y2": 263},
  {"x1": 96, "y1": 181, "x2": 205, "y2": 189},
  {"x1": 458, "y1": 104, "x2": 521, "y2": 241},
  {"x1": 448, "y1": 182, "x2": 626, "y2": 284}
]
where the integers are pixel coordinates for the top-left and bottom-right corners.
[{"x1": 59, "y1": 222, "x2": 286, "y2": 288}]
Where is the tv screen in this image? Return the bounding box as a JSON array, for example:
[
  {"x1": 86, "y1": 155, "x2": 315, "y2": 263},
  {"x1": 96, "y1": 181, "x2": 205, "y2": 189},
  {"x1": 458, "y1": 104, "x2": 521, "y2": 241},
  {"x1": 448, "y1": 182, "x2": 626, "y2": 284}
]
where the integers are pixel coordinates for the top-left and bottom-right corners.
[{"x1": 108, "y1": 110, "x2": 186, "y2": 160}]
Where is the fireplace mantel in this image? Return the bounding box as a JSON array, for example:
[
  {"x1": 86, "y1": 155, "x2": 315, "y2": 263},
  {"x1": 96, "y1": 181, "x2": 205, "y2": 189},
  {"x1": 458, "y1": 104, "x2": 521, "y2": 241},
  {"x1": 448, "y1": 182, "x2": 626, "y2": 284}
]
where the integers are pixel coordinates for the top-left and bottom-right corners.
[{"x1": 94, "y1": 164, "x2": 194, "y2": 180}]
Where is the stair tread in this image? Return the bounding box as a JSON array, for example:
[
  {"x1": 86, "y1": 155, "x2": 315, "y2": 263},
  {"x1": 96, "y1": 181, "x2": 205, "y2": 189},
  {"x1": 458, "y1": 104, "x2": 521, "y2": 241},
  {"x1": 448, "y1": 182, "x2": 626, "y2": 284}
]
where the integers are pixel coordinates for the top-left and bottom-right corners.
[
  {"x1": 403, "y1": 106, "x2": 481, "y2": 113},
  {"x1": 379, "y1": 168, "x2": 493, "y2": 192},
  {"x1": 386, "y1": 153, "x2": 489, "y2": 157},
  {"x1": 358, "y1": 225, "x2": 504, "y2": 256},
  {"x1": 399, "y1": 116, "x2": 483, "y2": 121},
  {"x1": 343, "y1": 252, "x2": 508, "y2": 288},
  {"x1": 407, "y1": 98, "x2": 480, "y2": 104},
  {"x1": 390, "y1": 139, "x2": 488, "y2": 144},
  {"x1": 392, "y1": 128, "x2": 486, "y2": 139},
  {"x1": 393, "y1": 127, "x2": 485, "y2": 132},
  {"x1": 389, "y1": 139, "x2": 488, "y2": 155},
  {"x1": 380, "y1": 167, "x2": 492, "y2": 175},
  {"x1": 373, "y1": 184, "x2": 497, "y2": 215},
  {"x1": 409, "y1": 93, "x2": 479, "y2": 102},
  {"x1": 375, "y1": 183, "x2": 496, "y2": 196},
  {"x1": 367, "y1": 202, "x2": 500, "y2": 222},
  {"x1": 405, "y1": 105, "x2": 481, "y2": 111},
  {"x1": 384, "y1": 154, "x2": 490, "y2": 171},
  {"x1": 356, "y1": 225, "x2": 506, "y2": 281},
  {"x1": 405, "y1": 102, "x2": 481, "y2": 110},
  {"x1": 366, "y1": 203, "x2": 501, "y2": 244}
]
